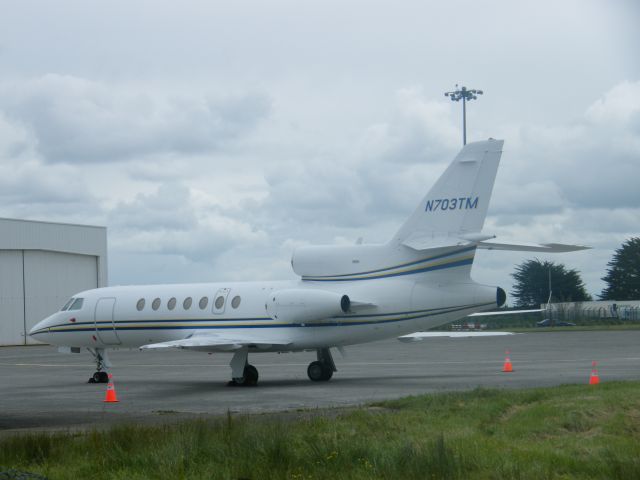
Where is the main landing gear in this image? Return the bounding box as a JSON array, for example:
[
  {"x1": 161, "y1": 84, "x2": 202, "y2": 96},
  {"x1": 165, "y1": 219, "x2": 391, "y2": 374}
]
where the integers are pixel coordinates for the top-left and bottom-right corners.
[
  {"x1": 307, "y1": 347, "x2": 336, "y2": 382},
  {"x1": 87, "y1": 348, "x2": 111, "y2": 383},
  {"x1": 225, "y1": 347, "x2": 338, "y2": 385},
  {"x1": 227, "y1": 347, "x2": 259, "y2": 387}
]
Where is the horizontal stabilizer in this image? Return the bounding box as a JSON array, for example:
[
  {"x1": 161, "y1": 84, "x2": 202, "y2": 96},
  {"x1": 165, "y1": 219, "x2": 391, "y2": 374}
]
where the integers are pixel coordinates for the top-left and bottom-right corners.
[
  {"x1": 398, "y1": 331, "x2": 515, "y2": 342},
  {"x1": 402, "y1": 232, "x2": 497, "y2": 251},
  {"x1": 141, "y1": 332, "x2": 291, "y2": 352},
  {"x1": 476, "y1": 241, "x2": 590, "y2": 252},
  {"x1": 469, "y1": 308, "x2": 544, "y2": 317},
  {"x1": 401, "y1": 233, "x2": 468, "y2": 251}
]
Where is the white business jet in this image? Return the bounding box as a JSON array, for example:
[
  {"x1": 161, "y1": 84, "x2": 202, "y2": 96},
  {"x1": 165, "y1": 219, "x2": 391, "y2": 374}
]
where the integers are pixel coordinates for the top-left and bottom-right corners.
[{"x1": 29, "y1": 139, "x2": 587, "y2": 386}]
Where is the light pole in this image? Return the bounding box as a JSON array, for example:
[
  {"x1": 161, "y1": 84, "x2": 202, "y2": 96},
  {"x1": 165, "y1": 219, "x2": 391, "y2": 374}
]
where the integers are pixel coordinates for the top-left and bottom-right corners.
[{"x1": 445, "y1": 85, "x2": 483, "y2": 145}]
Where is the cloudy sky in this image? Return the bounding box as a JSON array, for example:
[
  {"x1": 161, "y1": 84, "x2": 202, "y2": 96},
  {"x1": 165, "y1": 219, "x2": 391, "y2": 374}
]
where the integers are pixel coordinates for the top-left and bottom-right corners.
[{"x1": 0, "y1": 0, "x2": 638, "y2": 300}]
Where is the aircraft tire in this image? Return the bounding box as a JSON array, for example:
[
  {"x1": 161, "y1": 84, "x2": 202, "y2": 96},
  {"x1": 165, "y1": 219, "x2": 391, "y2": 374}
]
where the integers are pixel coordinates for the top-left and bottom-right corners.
[
  {"x1": 321, "y1": 364, "x2": 333, "y2": 381},
  {"x1": 308, "y1": 361, "x2": 331, "y2": 382},
  {"x1": 91, "y1": 371, "x2": 109, "y2": 383},
  {"x1": 244, "y1": 364, "x2": 259, "y2": 386}
]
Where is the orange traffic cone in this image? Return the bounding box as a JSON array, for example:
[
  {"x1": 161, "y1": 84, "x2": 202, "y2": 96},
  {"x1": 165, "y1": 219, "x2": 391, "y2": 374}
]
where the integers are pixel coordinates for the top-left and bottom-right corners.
[
  {"x1": 502, "y1": 350, "x2": 513, "y2": 373},
  {"x1": 104, "y1": 373, "x2": 119, "y2": 403},
  {"x1": 589, "y1": 361, "x2": 600, "y2": 385}
]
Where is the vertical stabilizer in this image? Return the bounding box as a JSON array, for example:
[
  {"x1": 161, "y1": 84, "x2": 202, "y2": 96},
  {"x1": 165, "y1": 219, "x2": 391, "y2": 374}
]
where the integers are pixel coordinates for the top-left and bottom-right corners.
[{"x1": 391, "y1": 139, "x2": 503, "y2": 247}]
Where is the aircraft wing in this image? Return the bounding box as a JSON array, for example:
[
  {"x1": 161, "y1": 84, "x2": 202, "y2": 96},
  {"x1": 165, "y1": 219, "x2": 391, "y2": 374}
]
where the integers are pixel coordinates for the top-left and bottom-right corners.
[
  {"x1": 468, "y1": 308, "x2": 543, "y2": 316},
  {"x1": 398, "y1": 331, "x2": 515, "y2": 342},
  {"x1": 140, "y1": 331, "x2": 292, "y2": 352}
]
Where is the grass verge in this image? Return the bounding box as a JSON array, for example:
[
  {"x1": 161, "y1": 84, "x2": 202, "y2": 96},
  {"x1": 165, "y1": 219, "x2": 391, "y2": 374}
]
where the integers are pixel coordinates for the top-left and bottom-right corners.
[{"x1": 2, "y1": 382, "x2": 640, "y2": 479}]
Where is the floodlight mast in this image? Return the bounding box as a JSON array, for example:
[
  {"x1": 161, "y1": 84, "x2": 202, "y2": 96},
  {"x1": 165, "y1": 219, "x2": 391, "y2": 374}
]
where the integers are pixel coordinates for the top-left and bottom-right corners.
[{"x1": 444, "y1": 85, "x2": 483, "y2": 145}]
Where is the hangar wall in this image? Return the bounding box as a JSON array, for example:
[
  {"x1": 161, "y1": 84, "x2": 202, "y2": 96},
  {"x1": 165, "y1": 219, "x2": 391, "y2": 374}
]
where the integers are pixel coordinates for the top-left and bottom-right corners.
[{"x1": 0, "y1": 218, "x2": 107, "y2": 346}]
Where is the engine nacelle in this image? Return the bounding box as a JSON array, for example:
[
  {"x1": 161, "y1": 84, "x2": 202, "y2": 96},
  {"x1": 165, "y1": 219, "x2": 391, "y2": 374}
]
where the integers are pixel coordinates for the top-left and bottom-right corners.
[{"x1": 265, "y1": 289, "x2": 350, "y2": 323}]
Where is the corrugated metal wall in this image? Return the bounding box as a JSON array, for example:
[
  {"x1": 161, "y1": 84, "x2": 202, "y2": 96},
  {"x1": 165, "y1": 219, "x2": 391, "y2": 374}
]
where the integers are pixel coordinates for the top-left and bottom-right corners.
[
  {"x1": 0, "y1": 250, "x2": 99, "y2": 345},
  {"x1": 24, "y1": 251, "x2": 99, "y2": 344},
  {"x1": 0, "y1": 251, "x2": 25, "y2": 345},
  {"x1": 0, "y1": 218, "x2": 107, "y2": 346}
]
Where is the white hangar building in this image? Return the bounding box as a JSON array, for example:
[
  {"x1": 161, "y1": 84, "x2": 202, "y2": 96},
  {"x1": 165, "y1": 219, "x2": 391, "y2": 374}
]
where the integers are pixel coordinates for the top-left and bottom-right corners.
[{"x1": 0, "y1": 218, "x2": 107, "y2": 346}]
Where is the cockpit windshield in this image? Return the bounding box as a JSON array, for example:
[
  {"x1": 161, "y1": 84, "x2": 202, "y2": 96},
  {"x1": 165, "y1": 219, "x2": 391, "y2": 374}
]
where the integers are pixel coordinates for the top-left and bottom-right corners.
[
  {"x1": 68, "y1": 298, "x2": 84, "y2": 311},
  {"x1": 61, "y1": 298, "x2": 75, "y2": 311}
]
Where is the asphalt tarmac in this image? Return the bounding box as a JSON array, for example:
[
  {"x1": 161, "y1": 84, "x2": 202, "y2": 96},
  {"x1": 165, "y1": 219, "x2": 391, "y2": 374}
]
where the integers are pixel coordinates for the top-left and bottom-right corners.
[{"x1": 2, "y1": 330, "x2": 639, "y2": 433}]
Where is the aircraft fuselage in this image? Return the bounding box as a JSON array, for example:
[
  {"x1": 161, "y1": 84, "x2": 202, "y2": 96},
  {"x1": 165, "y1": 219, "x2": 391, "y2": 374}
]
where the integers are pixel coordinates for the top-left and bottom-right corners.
[{"x1": 30, "y1": 277, "x2": 498, "y2": 352}]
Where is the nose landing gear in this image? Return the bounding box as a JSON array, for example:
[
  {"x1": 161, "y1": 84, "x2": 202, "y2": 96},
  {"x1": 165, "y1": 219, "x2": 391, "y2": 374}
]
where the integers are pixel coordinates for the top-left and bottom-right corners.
[{"x1": 87, "y1": 348, "x2": 111, "y2": 383}]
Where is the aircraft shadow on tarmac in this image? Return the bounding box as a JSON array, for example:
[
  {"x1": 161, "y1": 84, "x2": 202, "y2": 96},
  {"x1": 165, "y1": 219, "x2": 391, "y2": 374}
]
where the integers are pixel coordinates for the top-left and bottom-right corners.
[{"x1": 116, "y1": 371, "x2": 482, "y2": 396}]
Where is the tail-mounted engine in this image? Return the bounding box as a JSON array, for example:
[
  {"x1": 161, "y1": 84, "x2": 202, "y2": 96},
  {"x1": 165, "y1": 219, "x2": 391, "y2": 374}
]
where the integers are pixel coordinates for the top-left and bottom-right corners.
[{"x1": 265, "y1": 289, "x2": 350, "y2": 323}]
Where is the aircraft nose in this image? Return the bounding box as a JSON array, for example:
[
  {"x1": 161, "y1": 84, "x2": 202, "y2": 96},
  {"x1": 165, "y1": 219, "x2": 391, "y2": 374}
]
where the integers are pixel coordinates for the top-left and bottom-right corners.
[{"x1": 29, "y1": 317, "x2": 51, "y2": 337}]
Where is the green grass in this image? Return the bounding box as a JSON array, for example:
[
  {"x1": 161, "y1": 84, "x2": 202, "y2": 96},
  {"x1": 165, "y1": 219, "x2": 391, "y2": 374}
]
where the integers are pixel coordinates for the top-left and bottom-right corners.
[{"x1": 3, "y1": 382, "x2": 640, "y2": 479}]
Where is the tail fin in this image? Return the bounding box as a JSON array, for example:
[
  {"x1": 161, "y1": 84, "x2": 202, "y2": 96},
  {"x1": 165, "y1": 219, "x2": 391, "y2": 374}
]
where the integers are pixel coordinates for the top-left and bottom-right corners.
[{"x1": 391, "y1": 139, "x2": 503, "y2": 248}]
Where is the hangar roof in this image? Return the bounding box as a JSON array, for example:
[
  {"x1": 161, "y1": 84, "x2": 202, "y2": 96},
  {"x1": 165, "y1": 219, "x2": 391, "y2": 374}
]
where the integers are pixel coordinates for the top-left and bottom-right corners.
[{"x1": 0, "y1": 217, "x2": 107, "y2": 257}]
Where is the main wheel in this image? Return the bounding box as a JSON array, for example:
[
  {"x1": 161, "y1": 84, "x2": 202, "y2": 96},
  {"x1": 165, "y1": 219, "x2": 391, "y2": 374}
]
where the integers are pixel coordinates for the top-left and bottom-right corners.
[
  {"x1": 243, "y1": 364, "x2": 259, "y2": 386},
  {"x1": 308, "y1": 361, "x2": 333, "y2": 382},
  {"x1": 321, "y1": 364, "x2": 333, "y2": 381}
]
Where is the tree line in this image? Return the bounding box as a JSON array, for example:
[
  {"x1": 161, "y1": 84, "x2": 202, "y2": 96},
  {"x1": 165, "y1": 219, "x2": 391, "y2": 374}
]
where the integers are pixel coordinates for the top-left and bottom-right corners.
[{"x1": 510, "y1": 237, "x2": 640, "y2": 308}]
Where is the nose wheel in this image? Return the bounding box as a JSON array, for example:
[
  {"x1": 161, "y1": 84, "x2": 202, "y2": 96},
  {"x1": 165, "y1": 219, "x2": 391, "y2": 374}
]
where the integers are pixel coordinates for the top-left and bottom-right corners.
[
  {"x1": 87, "y1": 347, "x2": 112, "y2": 383},
  {"x1": 90, "y1": 371, "x2": 109, "y2": 383}
]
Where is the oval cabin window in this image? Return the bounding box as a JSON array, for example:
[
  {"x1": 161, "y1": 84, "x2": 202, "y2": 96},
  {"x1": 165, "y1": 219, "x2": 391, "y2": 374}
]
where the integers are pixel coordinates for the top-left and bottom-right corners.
[
  {"x1": 136, "y1": 298, "x2": 145, "y2": 311},
  {"x1": 183, "y1": 297, "x2": 193, "y2": 310},
  {"x1": 168, "y1": 297, "x2": 176, "y2": 310},
  {"x1": 231, "y1": 295, "x2": 241, "y2": 309},
  {"x1": 199, "y1": 296, "x2": 209, "y2": 309},
  {"x1": 215, "y1": 296, "x2": 225, "y2": 309},
  {"x1": 152, "y1": 298, "x2": 161, "y2": 310}
]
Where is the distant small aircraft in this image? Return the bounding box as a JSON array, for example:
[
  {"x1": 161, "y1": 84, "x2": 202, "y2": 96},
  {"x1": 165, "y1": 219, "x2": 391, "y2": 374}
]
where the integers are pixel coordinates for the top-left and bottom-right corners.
[{"x1": 30, "y1": 139, "x2": 587, "y2": 385}]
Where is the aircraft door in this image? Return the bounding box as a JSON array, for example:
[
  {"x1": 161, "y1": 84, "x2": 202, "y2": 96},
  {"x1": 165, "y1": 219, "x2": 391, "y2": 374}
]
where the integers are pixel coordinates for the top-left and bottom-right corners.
[
  {"x1": 95, "y1": 297, "x2": 121, "y2": 345},
  {"x1": 212, "y1": 288, "x2": 231, "y2": 314}
]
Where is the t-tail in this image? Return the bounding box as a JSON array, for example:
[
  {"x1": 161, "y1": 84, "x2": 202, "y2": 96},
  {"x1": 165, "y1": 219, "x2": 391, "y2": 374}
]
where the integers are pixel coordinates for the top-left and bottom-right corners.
[
  {"x1": 292, "y1": 138, "x2": 587, "y2": 283},
  {"x1": 391, "y1": 138, "x2": 503, "y2": 250},
  {"x1": 291, "y1": 140, "x2": 504, "y2": 282}
]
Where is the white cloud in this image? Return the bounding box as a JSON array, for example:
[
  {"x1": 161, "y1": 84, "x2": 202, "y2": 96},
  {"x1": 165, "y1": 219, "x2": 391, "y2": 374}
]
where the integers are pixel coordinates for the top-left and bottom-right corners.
[
  {"x1": 0, "y1": 74, "x2": 271, "y2": 164},
  {"x1": 585, "y1": 80, "x2": 640, "y2": 126},
  {"x1": 108, "y1": 182, "x2": 268, "y2": 264}
]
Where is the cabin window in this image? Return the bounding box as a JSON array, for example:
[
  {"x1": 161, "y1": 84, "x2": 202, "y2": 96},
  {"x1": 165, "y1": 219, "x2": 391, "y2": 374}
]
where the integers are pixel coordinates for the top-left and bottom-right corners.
[
  {"x1": 68, "y1": 298, "x2": 84, "y2": 310},
  {"x1": 167, "y1": 297, "x2": 176, "y2": 310},
  {"x1": 61, "y1": 298, "x2": 75, "y2": 311},
  {"x1": 152, "y1": 298, "x2": 161, "y2": 310},
  {"x1": 183, "y1": 297, "x2": 193, "y2": 310},
  {"x1": 231, "y1": 295, "x2": 241, "y2": 309},
  {"x1": 199, "y1": 296, "x2": 209, "y2": 310},
  {"x1": 136, "y1": 298, "x2": 145, "y2": 311},
  {"x1": 215, "y1": 296, "x2": 225, "y2": 309}
]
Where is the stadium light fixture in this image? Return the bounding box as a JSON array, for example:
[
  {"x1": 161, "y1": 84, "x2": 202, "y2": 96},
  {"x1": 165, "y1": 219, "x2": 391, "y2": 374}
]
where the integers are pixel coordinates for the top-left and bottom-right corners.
[{"x1": 444, "y1": 85, "x2": 483, "y2": 145}]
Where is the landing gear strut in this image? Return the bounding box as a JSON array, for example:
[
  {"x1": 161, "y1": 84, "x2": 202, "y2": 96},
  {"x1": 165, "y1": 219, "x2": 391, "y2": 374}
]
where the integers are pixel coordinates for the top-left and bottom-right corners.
[
  {"x1": 227, "y1": 347, "x2": 259, "y2": 386},
  {"x1": 87, "y1": 348, "x2": 111, "y2": 383},
  {"x1": 307, "y1": 348, "x2": 336, "y2": 382}
]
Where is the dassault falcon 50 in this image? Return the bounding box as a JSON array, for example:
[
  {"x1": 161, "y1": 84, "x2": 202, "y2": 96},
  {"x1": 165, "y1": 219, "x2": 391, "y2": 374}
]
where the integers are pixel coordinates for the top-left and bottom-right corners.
[{"x1": 29, "y1": 139, "x2": 587, "y2": 385}]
